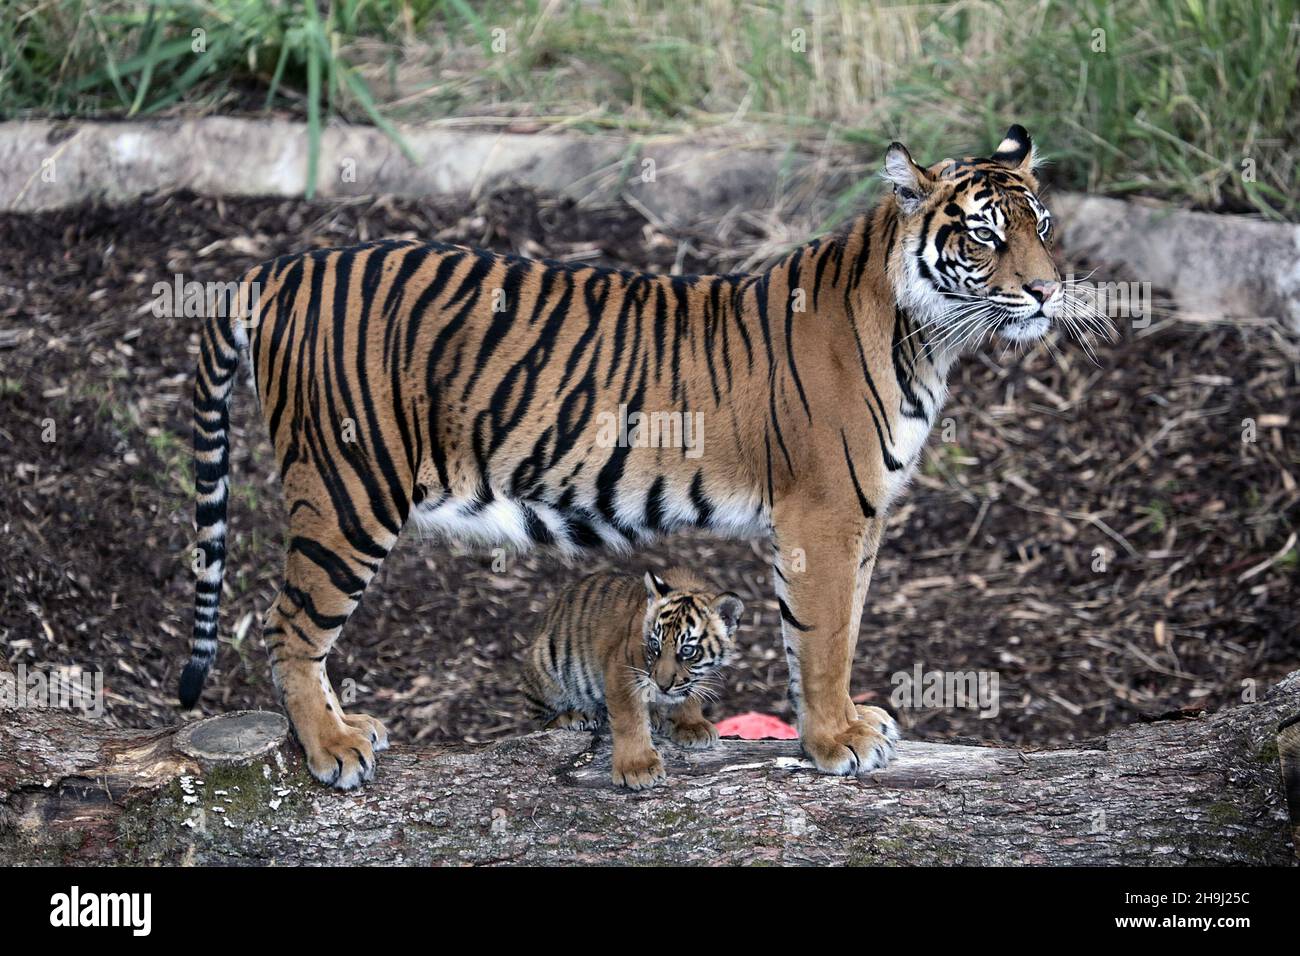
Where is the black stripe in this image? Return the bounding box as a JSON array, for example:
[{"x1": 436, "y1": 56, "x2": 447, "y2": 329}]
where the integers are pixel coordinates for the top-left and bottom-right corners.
[
  {"x1": 652, "y1": 281, "x2": 668, "y2": 381},
  {"x1": 282, "y1": 582, "x2": 350, "y2": 632},
  {"x1": 521, "y1": 505, "x2": 554, "y2": 545},
  {"x1": 462, "y1": 258, "x2": 529, "y2": 399},
  {"x1": 644, "y1": 475, "x2": 666, "y2": 532},
  {"x1": 840, "y1": 430, "x2": 877, "y2": 520},
  {"x1": 402, "y1": 251, "x2": 464, "y2": 371},
  {"x1": 778, "y1": 598, "x2": 813, "y2": 632},
  {"x1": 730, "y1": 278, "x2": 755, "y2": 372},
  {"x1": 783, "y1": 248, "x2": 811, "y2": 422},
  {"x1": 291, "y1": 535, "x2": 367, "y2": 597},
  {"x1": 812, "y1": 239, "x2": 832, "y2": 311},
  {"x1": 594, "y1": 362, "x2": 647, "y2": 535},
  {"x1": 891, "y1": 308, "x2": 930, "y2": 421},
  {"x1": 689, "y1": 470, "x2": 713, "y2": 527}
]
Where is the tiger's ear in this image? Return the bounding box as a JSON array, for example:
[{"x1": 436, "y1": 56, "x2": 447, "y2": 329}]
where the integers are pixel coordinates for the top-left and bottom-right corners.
[
  {"x1": 714, "y1": 592, "x2": 744, "y2": 633},
  {"x1": 644, "y1": 572, "x2": 671, "y2": 602},
  {"x1": 992, "y1": 124, "x2": 1036, "y2": 173},
  {"x1": 882, "y1": 142, "x2": 935, "y2": 215}
]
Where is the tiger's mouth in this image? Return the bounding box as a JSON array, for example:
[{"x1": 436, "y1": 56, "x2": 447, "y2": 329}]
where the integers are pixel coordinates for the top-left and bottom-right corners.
[
  {"x1": 650, "y1": 682, "x2": 690, "y2": 704},
  {"x1": 996, "y1": 312, "x2": 1051, "y2": 343},
  {"x1": 659, "y1": 675, "x2": 718, "y2": 704},
  {"x1": 930, "y1": 291, "x2": 1053, "y2": 348}
]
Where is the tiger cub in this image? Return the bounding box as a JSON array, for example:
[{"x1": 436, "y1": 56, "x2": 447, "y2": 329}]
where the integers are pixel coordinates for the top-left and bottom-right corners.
[{"x1": 522, "y1": 569, "x2": 743, "y2": 789}]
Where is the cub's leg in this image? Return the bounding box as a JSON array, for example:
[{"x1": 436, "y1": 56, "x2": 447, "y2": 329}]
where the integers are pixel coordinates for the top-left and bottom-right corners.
[
  {"x1": 522, "y1": 632, "x2": 603, "y2": 731},
  {"x1": 773, "y1": 503, "x2": 898, "y2": 776},
  {"x1": 520, "y1": 638, "x2": 562, "y2": 725},
  {"x1": 265, "y1": 476, "x2": 397, "y2": 790},
  {"x1": 604, "y1": 657, "x2": 665, "y2": 790},
  {"x1": 658, "y1": 697, "x2": 719, "y2": 750}
]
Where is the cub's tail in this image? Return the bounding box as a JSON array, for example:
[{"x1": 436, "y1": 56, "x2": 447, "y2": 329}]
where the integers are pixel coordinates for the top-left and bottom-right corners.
[{"x1": 179, "y1": 282, "x2": 253, "y2": 707}]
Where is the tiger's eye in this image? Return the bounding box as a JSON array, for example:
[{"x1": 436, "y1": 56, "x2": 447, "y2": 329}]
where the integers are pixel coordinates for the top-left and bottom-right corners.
[{"x1": 971, "y1": 227, "x2": 998, "y2": 244}]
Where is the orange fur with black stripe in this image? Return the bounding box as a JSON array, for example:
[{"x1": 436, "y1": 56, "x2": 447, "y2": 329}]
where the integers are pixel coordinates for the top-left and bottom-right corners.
[
  {"x1": 522, "y1": 569, "x2": 743, "y2": 789},
  {"x1": 183, "y1": 126, "x2": 1066, "y2": 789}
]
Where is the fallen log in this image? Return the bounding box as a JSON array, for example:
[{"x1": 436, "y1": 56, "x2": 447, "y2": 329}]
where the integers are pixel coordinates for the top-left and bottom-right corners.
[{"x1": 2, "y1": 670, "x2": 1297, "y2": 866}]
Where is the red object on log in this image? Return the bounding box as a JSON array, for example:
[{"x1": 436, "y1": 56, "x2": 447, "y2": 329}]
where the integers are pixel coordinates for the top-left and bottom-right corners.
[{"x1": 716, "y1": 712, "x2": 798, "y2": 740}]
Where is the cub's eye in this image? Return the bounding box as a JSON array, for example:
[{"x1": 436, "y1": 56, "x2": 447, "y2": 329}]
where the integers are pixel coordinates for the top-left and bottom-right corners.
[
  {"x1": 680, "y1": 646, "x2": 699, "y2": 661},
  {"x1": 647, "y1": 638, "x2": 661, "y2": 655},
  {"x1": 1038, "y1": 219, "x2": 1053, "y2": 240},
  {"x1": 970, "y1": 227, "x2": 998, "y2": 244}
]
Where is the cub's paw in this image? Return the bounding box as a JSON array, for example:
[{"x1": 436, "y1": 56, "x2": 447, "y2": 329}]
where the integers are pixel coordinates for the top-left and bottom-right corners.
[
  {"x1": 343, "y1": 712, "x2": 389, "y2": 752},
  {"x1": 301, "y1": 721, "x2": 378, "y2": 790},
  {"x1": 545, "y1": 709, "x2": 601, "y2": 732},
  {"x1": 612, "y1": 749, "x2": 667, "y2": 790},
  {"x1": 803, "y1": 719, "x2": 896, "y2": 776},
  {"x1": 669, "y1": 718, "x2": 720, "y2": 750},
  {"x1": 854, "y1": 704, "x2": 901, "y2": 748}
]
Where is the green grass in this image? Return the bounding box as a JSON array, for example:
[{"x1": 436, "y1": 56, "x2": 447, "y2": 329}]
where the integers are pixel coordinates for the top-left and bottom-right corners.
[
  {"x1": 1138, "y1": 499, "x2": 1170, "y2": 533},
  {"x1": 145, "y1": 426, "x2": 195, "y2": 498},
  {"x1": 1, "y1": 0, "x2": 418, "y2": 195},
  {"x1": 3, "y1": 1, "x2": 1298, "y2": 217}
]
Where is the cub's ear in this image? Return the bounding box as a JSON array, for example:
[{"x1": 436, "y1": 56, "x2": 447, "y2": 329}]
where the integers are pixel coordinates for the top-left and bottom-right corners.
[
  {"x1": 644, "y1": 571, "x2": 671, "y2": 602},
  {"x1": 882, "y1": 142, "x2": 934, "y2": 215},
  {"x1": 714, "y1": 592, "x2": 744, "y2": 632},
  {"x1": 991, "y1": 124, "x2": 1036, "y2": 173}
]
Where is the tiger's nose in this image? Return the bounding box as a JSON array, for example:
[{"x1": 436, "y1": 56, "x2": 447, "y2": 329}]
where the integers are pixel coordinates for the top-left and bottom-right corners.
[
  {"x1": 1025, "y1": 280, "x2": 1060, "y2": 304},
  {"x1": 656, "y1": 677, "x2": 676, "y2": 692}
]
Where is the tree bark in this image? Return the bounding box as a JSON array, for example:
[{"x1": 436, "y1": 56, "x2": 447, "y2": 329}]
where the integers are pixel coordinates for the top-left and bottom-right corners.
[{"x1": 2, "y1": 671, "x2": 1297, "y2": 866}]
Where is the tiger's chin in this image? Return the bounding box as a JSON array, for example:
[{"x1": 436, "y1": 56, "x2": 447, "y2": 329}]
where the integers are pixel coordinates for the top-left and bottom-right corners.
[{"x1": 996, "y1": 313, "x2": 1051, "y2": 343}]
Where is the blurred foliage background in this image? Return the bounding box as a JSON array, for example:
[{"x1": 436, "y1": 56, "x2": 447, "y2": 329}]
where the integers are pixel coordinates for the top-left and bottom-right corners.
[{"x1": 2, "y1": 0, "x2": 1297, "y2": 217}]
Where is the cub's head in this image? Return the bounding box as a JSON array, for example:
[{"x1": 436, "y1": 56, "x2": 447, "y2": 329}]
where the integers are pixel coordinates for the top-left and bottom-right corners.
[
  {"x1": 883, "y1": 124, "x2": 1062, "y2": 347},
  {"x1": 640, "y1": 572, "x2": 743, "y2": 705}
]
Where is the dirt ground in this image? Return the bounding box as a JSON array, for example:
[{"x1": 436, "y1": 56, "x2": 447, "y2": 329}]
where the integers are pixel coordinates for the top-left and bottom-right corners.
[{"x1": 1, "y1": 188, "x2": 1297, "y2": 750}]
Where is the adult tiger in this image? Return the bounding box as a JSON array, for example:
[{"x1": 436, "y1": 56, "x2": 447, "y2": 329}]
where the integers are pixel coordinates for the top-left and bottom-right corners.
[{"x1": 182, "y1": 125, "x2": 1068, "y2": 789}]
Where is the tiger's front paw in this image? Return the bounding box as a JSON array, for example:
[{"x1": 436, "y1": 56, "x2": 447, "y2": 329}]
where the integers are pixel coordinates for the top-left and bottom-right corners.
[
  {"x1": 669, "y1": 718, "x2": 719, "y2": 750},
  {"x1": 612, "y1": 748, "x2": 667, "y2": 790},
  {"x1": 854, "y1": 704, "x2": 900, "y2": 748},
  {"x1": 300, "y1": 718, "x2": 380, "y2": 790},
  {"x1": 802, "y1": 713, "x2": 897, "y2": 776}
]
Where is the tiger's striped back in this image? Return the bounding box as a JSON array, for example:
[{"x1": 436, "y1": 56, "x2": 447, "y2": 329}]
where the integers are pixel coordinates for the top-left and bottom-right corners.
[{"x1": 246, "y1": 233, "x2": 892, "y2": 552}]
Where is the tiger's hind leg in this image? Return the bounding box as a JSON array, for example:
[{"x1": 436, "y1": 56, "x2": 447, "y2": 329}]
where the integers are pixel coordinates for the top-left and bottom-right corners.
[
  {"x1": 265, "y1": 492, "x2": 399, "y2": 790},
  {"x1": 521, "y1": 626, "x2": 605, "y2": 731}
]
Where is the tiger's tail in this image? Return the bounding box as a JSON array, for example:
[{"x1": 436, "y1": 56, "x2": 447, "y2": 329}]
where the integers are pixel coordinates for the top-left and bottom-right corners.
[{"x1": 179, "y1": 282, "x2": 253, "y2": 708}]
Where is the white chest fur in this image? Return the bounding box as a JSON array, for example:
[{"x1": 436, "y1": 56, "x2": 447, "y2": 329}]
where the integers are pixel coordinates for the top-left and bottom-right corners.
[{"x1": 880, "y1": 378, "x2": 947, "y2": 509}]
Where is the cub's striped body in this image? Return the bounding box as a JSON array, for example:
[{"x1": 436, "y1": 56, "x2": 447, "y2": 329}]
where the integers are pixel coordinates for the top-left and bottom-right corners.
[
  {"x1": 522, "y1": 569, "x2": 742, "y2": 788},
  {"x1": 183, "y1": 126, "x2": 1067, "y2": 789}
]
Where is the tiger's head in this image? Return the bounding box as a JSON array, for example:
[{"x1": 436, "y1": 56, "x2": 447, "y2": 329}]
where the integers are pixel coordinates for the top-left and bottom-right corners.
[
  {"x1": 640, "y1": 572, "x2": 743, "y2": 705},
  {"x1": 883, "y1": 124, "x2": 1061, "y2": 348}
]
